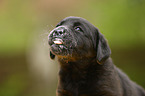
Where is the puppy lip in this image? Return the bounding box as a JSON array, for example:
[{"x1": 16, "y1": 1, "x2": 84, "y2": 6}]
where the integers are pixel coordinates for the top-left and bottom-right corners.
[
  {"x1": 54, "y1": 41, "x2": 62, "y2": 44},
  {"x1": 50, "y1": 43, "x2": 67, "y2": 55},
  {"x1": 53, "y1": 38, "x2": 63, "y2": 45}
]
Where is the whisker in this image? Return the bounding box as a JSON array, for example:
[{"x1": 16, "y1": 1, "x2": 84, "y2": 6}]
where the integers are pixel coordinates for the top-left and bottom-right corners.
[
  {"x1": 39, "y1": 26, "x2": 52, "y2": 47},
  {"x1": 51, "y1": 25, "x2": 55, "y2": 29}
]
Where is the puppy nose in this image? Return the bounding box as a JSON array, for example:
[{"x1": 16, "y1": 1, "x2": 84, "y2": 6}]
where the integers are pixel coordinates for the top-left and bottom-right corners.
[{"x1": 53, "y1": 28, "x2": 65, "y2": 36}]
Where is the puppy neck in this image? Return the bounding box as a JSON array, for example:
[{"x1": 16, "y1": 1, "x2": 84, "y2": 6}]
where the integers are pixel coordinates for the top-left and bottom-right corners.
[{"x1": 58, "y1": 56, "x2": 98, "y2": 70}]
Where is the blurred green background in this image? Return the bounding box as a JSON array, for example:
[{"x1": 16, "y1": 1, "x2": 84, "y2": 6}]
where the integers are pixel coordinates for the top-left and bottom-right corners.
[{"x1": 0, "y1": 0, "x2": 145, "y2": 96}]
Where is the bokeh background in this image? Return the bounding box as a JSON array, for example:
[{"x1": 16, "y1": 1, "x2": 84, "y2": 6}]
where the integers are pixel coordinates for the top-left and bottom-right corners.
[{"x1": 0, "y1": 0, "x2": 145, "y2": 96}]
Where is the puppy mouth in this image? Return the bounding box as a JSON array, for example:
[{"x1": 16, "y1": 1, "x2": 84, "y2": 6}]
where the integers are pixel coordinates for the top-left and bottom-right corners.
[
  {"x1": 53, "y1": 38, "x2": 63, "y2": 45},
  {"x1": 49, "y1": 38, "x2": 68, "y2": 55}
]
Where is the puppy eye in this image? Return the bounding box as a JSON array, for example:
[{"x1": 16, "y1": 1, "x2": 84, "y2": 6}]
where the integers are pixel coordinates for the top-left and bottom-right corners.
[{"x1": 74, "y1": 26, "x2": 83, "y2": 32}]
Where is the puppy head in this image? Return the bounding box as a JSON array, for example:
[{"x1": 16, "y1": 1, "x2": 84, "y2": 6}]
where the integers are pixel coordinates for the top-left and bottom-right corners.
[{"x1": 48, "y1": 16, "x2": 111, "y2": 63}]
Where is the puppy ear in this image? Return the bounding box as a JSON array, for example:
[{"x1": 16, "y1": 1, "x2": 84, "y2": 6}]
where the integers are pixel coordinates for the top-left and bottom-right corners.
[
  {"x1": 50, "y1": 51, "x2": 55, "y2": 59},
  {"x1": 96, "y1": 30, "x2": 111, "y2": 64}
]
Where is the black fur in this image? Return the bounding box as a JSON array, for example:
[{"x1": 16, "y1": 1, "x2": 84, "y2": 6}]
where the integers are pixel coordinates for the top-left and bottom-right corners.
[{"x1": 48, "y1": 16, "x2": 145, "y2": 96}]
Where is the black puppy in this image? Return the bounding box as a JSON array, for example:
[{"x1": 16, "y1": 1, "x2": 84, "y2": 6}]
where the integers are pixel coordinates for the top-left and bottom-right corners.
[{"x1": 48, "y1": 16, "x2": 145, "y2": 96}]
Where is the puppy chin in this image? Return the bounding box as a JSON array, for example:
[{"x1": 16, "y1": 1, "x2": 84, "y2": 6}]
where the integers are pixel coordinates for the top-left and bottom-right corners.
[{"x1": 50, "y1": 44, "x2": 65, "y2": 55}]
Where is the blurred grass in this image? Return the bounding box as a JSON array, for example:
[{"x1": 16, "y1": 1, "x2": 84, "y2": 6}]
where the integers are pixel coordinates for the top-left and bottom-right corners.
[
  {"x1": 0, "y1": 74, "x2": 28, "y2": 96},
  {"x1": 0, "y1": 0, "x2": 36, "y2": 55},
  {"x1": 0, "y1": 0, "x2": 145, "y2": 96}
]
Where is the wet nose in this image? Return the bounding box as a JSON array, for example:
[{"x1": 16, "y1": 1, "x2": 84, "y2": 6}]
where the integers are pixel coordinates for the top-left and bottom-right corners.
[{"x1": 53, "y1": 28, "x2": 65, "y2": 36}]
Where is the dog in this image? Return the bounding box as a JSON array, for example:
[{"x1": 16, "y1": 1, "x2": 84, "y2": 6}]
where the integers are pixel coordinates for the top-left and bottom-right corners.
[{"x1": 48, "y1": 16, "x2": 145, "y2": 96}]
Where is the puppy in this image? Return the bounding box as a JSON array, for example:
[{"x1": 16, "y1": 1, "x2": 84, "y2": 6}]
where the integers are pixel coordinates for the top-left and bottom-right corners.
[{"x1": 48, "y1": 16, "x2": 145, "y2": 96}]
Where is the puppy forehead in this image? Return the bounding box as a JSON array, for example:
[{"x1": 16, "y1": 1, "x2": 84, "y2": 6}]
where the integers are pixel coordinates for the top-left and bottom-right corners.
[
  {"x1": 57, "y1": 16, "x2": 91, "y2": 27},
  {"x1": 63, "y1": 16, "x2": 87, "y2": 22}
]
